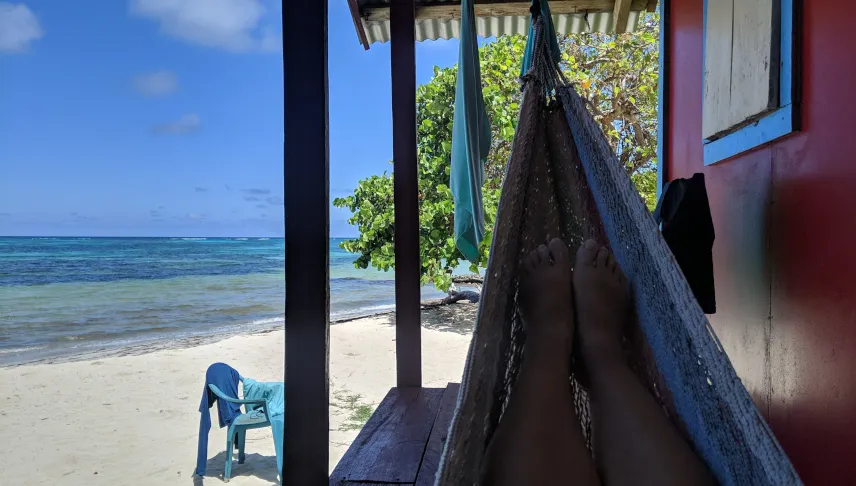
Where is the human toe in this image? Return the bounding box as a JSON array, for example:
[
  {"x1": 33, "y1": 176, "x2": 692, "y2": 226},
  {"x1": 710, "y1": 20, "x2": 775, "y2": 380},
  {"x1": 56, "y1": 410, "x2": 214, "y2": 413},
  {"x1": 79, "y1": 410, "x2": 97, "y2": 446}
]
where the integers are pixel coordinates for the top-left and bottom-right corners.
[
  {"x1": 536, "y1": 244, "x2": 551, "y2": 266},
  {"x1": 576, "y1": 239, "x2": 598, "y2": 268},
  {"x1": 548, "y1": 238, "x2": 570, "y2": 267},
  {"x1": 595, "y1": 246, "x2": 609, "y2": 267}
]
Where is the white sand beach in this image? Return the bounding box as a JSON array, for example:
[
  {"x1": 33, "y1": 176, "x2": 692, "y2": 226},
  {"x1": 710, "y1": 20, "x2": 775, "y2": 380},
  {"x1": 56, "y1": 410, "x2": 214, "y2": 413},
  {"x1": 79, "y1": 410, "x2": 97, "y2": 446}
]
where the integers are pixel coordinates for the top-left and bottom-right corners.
[{"x1": 0, "y1": 306, "x2": 475, "y2": 486}]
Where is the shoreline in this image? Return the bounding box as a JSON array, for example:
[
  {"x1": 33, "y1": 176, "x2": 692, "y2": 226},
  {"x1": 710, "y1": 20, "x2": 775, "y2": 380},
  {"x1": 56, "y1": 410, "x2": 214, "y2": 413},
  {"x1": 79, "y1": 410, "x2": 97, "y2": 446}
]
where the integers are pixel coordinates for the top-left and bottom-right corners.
[
  {"x1": 0, "y1": 303, "x2": 477, "y2": 369},
  {"x1": 0, "y1": 309, "x2": 474, "y2": 485}
]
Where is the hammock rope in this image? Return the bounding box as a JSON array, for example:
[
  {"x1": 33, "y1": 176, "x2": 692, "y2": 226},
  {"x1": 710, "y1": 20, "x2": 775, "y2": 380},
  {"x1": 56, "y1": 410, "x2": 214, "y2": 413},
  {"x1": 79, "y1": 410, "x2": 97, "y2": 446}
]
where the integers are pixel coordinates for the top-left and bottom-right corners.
[{"x1": 435, "y1": 15, "x2": 801, "y2": 486}]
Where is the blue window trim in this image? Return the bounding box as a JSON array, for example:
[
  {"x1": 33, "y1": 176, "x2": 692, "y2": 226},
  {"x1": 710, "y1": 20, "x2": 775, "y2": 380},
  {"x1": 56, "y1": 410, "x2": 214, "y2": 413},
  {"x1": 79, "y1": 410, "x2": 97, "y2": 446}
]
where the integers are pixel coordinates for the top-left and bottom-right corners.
[
  {"x1": 703, "y1": 0, "x2": 796, "y2": 165},
  {"x1": 656, "y1": 0, "x2": 669, "y2": 198}
]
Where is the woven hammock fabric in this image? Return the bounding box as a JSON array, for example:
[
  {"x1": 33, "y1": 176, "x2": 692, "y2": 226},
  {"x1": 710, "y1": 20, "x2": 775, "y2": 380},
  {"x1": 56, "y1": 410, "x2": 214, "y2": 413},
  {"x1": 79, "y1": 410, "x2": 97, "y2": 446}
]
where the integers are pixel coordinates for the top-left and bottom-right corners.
[{"x1": 434, "y1": 18, "x2": 801, "y2": 486}]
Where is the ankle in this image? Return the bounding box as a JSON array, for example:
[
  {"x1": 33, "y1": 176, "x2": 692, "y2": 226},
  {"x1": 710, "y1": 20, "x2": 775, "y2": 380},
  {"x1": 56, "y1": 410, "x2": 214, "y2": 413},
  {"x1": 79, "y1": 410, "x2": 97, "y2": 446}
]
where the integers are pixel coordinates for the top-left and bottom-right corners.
[
  {"x1": 524, "y1": 336, "x2": 572, "y2": 371},
  {"x1": 580, "y1": 341, "x2": 625, "y2": 374},
  {"x1": 529, "y1": 324, "x2": 572, "y2": 349}
]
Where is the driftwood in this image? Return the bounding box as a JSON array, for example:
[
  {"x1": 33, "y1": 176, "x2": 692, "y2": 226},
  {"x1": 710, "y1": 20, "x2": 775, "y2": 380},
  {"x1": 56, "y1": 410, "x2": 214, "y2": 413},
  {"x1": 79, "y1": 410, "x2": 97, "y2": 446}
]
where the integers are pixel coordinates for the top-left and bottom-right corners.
[
  {"x1": 330, "y1": 289, "x2": 480, "y2": 325},
  {"x1": 421, "y1": 290, "x2": 481, "y2": 309},
  {"x1": 452, "y1": 275, "x2": 484, "y2": 285}
]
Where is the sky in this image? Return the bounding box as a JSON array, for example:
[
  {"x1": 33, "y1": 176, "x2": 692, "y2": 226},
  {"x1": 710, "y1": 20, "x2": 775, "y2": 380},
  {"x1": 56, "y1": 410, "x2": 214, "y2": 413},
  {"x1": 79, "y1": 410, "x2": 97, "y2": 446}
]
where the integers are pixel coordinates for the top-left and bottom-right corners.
[{"x1": 0, "y1": 0, "x2": 461, "y2": 237}]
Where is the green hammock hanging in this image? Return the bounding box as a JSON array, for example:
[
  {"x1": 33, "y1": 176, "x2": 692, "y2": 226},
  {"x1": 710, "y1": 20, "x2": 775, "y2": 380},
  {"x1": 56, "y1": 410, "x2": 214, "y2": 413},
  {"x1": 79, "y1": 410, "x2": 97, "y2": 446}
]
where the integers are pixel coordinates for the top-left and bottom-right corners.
[{"x1": 435, "y1": 13, "x2": 801, "y2": 486}]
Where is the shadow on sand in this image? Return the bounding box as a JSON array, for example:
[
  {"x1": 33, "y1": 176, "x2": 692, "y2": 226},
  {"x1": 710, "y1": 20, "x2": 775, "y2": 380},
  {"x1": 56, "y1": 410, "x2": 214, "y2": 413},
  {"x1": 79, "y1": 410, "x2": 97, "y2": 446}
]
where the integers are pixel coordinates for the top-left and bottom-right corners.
[{"x1": 193, "y1": 451, "x2": 279, "y2": 485}]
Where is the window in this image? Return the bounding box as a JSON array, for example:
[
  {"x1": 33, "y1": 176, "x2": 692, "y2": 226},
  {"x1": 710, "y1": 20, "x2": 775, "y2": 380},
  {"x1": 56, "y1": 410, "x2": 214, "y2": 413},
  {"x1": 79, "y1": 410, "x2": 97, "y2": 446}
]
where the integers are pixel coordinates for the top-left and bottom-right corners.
[{"x1": 702, "y1": 0, "x2": 797, "y2": 164}]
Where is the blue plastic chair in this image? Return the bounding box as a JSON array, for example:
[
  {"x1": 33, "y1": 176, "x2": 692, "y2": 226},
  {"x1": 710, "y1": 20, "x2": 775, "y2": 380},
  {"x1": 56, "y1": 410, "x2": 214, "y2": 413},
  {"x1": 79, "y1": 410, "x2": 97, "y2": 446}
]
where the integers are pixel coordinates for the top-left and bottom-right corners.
[{"x1": 207, "y1": 383, "x2": 273, "y2": 482}]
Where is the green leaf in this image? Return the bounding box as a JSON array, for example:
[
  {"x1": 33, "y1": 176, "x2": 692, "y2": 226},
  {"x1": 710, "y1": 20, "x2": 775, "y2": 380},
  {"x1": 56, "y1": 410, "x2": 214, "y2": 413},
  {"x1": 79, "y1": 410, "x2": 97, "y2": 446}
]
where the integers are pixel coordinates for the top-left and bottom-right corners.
[{"x1": 335, "y1": 22, "x2": 659, "y2": 288}]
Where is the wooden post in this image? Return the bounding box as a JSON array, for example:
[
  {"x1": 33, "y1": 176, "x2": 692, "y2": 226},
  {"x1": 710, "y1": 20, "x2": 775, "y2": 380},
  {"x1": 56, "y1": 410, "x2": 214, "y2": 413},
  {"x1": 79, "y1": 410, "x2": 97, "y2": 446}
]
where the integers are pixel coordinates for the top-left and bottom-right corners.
[
  {"x1": 390, "y1": 0, "x2": 422, "y2": 388},
  {"x1": 613, "y1": 0, "x2": 633, "y2": 34},
  {"x1": 283, "y1": 1, "x2": 330, "y2": 484}
]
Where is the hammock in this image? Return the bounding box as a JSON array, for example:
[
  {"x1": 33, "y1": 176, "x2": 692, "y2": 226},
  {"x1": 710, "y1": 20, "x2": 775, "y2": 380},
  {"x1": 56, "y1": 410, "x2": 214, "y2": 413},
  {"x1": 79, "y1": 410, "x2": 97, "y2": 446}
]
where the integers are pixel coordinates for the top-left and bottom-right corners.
[{"x1": 435, "y1": 15, "x2": 801, "y2": 486}]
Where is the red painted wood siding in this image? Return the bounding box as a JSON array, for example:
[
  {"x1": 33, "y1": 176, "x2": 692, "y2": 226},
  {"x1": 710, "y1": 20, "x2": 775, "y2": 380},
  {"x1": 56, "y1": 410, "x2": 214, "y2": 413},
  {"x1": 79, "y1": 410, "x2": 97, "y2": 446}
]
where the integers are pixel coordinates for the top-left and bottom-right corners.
[{"x1": 667, "y1": 1, "x2": 856, "y2": 483}]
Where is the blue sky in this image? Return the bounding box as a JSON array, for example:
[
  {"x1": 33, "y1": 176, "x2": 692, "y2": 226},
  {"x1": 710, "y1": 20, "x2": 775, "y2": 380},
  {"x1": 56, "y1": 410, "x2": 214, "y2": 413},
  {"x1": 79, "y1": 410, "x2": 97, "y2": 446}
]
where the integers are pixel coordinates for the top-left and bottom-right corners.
[{"x1": 0, "y1": 0, "x2": 460, "y2": 237}]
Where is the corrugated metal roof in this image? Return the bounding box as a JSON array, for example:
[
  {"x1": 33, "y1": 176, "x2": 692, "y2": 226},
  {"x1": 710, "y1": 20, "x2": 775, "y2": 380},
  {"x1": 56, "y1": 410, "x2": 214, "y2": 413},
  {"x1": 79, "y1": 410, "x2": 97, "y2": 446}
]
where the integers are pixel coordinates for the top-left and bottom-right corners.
[
  {"x1": 363, "y1": 11, "x2": 642, "y2": 44},
  {"x1": 353, "y1": 0, "x2": 649, "y2": 46}
]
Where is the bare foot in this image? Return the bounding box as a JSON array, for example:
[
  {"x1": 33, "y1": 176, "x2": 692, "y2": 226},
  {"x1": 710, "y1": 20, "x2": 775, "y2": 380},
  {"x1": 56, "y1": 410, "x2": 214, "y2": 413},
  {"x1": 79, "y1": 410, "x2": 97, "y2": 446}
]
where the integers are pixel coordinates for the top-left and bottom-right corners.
[
  {"x1": 519, "y1": 238, "x2": 574, "y2": 356},
  {"x1": 573, "y1": 239, "x2": 629, "y2": 369}
]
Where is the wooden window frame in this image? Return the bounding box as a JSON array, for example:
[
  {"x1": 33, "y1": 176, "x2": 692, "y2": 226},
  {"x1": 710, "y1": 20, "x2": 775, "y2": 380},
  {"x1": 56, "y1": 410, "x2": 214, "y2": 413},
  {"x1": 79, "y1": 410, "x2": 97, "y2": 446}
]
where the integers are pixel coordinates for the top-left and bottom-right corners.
[
  {"x1": 656, "y1": 0, "x2": 669, "y2": 197},
  {"x1": 702, "y1": 0, "x2": 799, "y2": 165}
]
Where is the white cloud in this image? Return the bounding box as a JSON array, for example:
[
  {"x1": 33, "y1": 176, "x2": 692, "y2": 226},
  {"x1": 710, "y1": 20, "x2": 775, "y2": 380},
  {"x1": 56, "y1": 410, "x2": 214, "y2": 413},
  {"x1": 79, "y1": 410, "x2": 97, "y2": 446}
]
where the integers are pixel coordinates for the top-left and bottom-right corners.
[
  {"x1": 258, "y1": 26, "x2": 281, "y2": 52},
  {"x1": 153, "y1": 113, "x2": 200, "y2": 134},
  {"x1": 130, "y1": 0, "x2": 281, "y2": 52},
  {"x1": 132, "y1": 70, "x2": 178, "y2": 97},
  {"x1": 0, "y1": 3, "x2": 44, "y2": 53}
]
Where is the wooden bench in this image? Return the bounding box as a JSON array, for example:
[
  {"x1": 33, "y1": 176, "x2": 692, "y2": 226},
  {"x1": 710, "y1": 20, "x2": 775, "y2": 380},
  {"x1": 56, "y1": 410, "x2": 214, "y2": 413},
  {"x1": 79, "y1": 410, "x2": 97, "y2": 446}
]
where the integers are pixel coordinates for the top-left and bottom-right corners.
[{"x1": 330, "y1": 383, "x2": 460, "y2": 485}]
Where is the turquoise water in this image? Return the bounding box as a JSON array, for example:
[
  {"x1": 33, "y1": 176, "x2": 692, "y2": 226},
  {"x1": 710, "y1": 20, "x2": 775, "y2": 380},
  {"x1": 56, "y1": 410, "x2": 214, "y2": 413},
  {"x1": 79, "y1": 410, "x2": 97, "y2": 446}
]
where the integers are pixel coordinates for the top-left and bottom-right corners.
[{"x1": 0, "y1": 237, "x2": 445, "y2": 365}]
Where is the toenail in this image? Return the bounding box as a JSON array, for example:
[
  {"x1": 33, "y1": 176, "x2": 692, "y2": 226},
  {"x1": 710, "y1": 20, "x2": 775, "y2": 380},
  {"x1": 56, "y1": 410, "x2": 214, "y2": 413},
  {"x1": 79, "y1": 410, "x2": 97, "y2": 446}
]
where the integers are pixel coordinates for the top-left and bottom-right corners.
[{"x1": 584, "y1": 240, "x2": 597, "y2": 249}]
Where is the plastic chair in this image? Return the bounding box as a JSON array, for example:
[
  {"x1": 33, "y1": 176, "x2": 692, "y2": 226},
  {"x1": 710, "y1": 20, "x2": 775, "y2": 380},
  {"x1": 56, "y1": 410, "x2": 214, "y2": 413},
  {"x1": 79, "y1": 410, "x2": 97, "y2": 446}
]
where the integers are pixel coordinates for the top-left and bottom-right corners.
[{"x1": 207, "y1": 383, "x2": 273, "y2": 482}]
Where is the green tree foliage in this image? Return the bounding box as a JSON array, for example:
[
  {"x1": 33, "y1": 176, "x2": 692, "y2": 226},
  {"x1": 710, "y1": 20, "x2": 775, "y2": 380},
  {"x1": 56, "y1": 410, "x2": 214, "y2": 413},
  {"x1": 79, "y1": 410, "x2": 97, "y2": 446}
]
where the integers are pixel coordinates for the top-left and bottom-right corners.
[{"x1": 334, "y1": 15, "x2": 660, "y2": 291}]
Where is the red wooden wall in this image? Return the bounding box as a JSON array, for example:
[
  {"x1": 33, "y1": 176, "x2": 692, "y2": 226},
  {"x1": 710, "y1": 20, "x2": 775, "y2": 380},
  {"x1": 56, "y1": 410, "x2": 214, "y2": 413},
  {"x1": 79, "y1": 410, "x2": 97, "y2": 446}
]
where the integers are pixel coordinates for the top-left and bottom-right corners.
[{"x1": 667, "y1": 1, "x2": 856, "y2": 483}]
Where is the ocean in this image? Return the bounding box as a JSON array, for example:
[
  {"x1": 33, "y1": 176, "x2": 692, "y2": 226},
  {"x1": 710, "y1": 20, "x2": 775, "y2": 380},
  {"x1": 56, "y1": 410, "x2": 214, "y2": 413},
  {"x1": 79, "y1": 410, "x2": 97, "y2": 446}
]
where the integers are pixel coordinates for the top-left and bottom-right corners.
[{"x1": 0, "y1": 237, "x2": 446, "y2": 366}]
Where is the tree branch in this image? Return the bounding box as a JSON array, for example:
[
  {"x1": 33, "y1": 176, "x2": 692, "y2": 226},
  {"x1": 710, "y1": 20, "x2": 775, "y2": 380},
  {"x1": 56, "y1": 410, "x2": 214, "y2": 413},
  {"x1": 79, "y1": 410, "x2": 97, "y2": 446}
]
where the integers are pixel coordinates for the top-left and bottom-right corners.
[{"x1": 452, "y1": 274, "x2": 484, "y2": 285}]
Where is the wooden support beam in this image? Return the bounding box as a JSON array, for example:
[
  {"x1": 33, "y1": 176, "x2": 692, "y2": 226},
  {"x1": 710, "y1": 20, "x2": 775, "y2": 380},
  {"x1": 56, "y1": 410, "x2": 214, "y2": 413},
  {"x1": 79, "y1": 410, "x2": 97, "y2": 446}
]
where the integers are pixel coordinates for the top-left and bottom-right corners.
[
  {"x1": 283, "y1": 1, "x2": 330, "y2": 484},
  {"x1": 365, "y1": 0, "x2": 649, "y2": 22},
  {"x1": 390, "y1": 0, "x2": 422, "y2": 388},
  {"x1": 613, "y1": 0, "x2": 633, "y2": 33},
  {"x1": 347, "y1": 0, "x2": 370, "y2": 50}
]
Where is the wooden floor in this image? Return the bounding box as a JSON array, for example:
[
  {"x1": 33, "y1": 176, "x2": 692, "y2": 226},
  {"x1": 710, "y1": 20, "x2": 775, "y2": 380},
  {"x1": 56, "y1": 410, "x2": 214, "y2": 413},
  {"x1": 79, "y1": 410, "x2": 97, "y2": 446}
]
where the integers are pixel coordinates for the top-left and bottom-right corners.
[{"x1": 330, "y1": 383, "x2": 461, "y2": 485}]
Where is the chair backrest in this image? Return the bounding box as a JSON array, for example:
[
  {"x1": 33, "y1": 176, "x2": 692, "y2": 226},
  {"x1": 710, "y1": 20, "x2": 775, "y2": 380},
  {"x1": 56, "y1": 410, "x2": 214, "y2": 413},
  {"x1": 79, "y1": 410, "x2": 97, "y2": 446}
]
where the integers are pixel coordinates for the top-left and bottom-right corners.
[{"x1": 208, "y1": 383, "x2": 272, "y2": 422}]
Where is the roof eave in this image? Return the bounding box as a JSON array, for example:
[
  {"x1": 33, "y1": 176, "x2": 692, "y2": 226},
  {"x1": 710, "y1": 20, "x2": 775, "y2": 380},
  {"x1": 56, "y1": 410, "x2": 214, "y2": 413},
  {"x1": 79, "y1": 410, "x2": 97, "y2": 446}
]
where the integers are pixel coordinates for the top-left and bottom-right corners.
[
  {"x1": 348, "y1": 0, "x2": 371, "y2": 50},
  {"x1": 351, "y1": 0, "x2": 659, "y2": 48}
]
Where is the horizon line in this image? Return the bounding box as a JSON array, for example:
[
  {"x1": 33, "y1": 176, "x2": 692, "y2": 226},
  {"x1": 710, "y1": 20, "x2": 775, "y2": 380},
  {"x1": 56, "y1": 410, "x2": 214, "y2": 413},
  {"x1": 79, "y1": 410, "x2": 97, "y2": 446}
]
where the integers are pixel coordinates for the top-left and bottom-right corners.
[{"x1": 0, "y1": 235, "x2": 358, "y2": 239}]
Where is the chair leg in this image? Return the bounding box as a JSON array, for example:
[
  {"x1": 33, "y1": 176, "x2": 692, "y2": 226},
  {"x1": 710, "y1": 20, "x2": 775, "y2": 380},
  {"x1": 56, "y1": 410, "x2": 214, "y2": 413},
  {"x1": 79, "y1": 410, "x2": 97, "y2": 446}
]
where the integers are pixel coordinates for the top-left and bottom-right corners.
[
  {"x1": 225, "y1": 426, "x2": 236, "y2": 482},
  {"x1": 237, "y1": 428, "x2": 247, "y2": 464}
]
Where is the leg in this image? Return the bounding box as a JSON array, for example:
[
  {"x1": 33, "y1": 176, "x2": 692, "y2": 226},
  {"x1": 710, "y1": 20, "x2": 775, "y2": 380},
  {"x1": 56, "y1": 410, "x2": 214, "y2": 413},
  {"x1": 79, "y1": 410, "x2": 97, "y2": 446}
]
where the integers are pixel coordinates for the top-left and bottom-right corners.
[
  {"x1": 224, "y1": 425, "x2": 235, "y2": 482},
  {"x1": 270, "y1": 417, "x2": 285, "y2": 481},
  {"x1": 480, "y1": 239, "x2": 600, "y2": 486},
  {"x1": 237, "y1": 428, "x2": 246, "y2": 464},
  {"x1": 573, "y1": 240, "x2": 716, "y2": 486}
]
